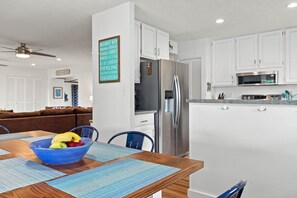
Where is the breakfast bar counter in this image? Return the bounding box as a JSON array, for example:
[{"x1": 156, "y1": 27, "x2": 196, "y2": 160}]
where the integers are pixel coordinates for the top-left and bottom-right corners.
[{"x1": 0, "y1": 131, "x2": 203, "y2": 198}]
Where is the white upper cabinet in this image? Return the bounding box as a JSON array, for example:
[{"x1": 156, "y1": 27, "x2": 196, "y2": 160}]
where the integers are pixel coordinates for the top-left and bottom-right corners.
[
  {"x1": 235, "y1": 30, "x2": 283, "y2": 72},
  {"x1": 156, "y1": 29, "x2": 169, "y2": 60},
  {"x1": 212, "y1": 38, "x2": 235, "y2": 87},
  {"x1": 235, "y1": 34, "x2": 258, "y2": 71},
  {"x1": 285, "y1": 27, "x2": 297, "y2": 83},
  {"x1": 258, "y1": 30, "x2": 283, "y2": 69},
  {"x1": 141, "y1": 23, "x2": 157, "y2": 60},
  {"x1": 134, "y1": 21, "x2": 141, "y2": 83},
  {"x1": 140, "y1": 22, "x2": 169, "y2": 60}
]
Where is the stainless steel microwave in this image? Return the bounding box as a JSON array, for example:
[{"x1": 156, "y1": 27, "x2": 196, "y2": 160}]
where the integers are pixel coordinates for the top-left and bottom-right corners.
[{"x1": 237, "y1": 71, "x2": 278, "y2": 86}]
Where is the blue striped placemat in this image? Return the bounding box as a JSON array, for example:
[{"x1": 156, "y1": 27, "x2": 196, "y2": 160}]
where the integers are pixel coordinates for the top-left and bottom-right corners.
[
  {"x1": 85, "y1": 142, "x2": 143, "y2": 162},
  {"x1": 0, "y1": 133, "x2": 32, "y2": 141},
  {"x1": 22, "y1": 135, "x2": 55, "y2": 142},
  {"x1": 0, "y1": 157, "x2": 65, "y2": 193},
  {"x1": 47, "y1": 158, "x2": 180, "y2": 198},
  {"x1": 0, "y1": 149, "x2": 9, "y2": 156}
]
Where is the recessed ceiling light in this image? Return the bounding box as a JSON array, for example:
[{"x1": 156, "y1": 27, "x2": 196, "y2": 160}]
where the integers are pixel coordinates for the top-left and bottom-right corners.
[
  {"x1": 287, "y1": 2, "x2": 297, "y2": 8},
  {"x1": 216, "y1": 18, "x2": 224, "y2": 24},
  {"x1": 56, "y1": 58, "x2": 62, "y2": 61},
  {"x1": 31, "y1": 63, "x2": 36, "y2": 66}
]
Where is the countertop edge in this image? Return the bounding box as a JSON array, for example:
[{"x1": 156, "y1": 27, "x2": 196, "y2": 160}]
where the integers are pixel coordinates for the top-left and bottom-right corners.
[{"x1": 186, "y1": 99, "x2": 297, "y2": 105}]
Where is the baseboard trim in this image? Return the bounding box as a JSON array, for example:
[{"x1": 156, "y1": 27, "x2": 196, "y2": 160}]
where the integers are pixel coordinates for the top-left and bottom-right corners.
[{"x1": 188, "y1": 189, "x2": 216, "y2": 198}]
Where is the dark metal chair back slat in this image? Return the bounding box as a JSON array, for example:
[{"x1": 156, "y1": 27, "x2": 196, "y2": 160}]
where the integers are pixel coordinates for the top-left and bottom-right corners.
[
  {"x1": 108, "y1": 131, "x2": 154, "y2": 152},
  {"x1": 70, "y1": 125, "x2": 99, "y2": 141}
]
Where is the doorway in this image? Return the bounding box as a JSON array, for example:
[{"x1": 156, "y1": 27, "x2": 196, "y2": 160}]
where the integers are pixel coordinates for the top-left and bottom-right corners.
[{"x1": 181, "y1": 58, "x2": 201, "y2": 99}]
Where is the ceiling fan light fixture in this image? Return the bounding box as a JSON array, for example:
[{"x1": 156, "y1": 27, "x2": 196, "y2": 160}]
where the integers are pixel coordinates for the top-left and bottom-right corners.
[{"x1": 16, "y1": 52, "x2": 30, "y2": 58}]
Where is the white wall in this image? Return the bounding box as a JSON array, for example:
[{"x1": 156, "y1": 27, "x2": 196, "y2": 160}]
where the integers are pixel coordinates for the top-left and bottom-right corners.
[
  {"x1": 213, "y1": 85, "x2": 297, "y2": 99},
  {"x1": 48, "y1": 66, "x2": 92, "y2": 107},
  {"x1": 0, "y1": 66, "x2": 48, "y2": 110},
  {"x1": 92, "y1": 2, "x2": 135, "y2": 142},
  {"x1": 178, "y1": 38, "x2": 212, "y2": 99}
]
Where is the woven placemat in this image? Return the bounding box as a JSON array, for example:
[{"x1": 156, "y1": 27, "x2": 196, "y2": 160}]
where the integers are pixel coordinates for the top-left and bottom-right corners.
[
  {"x1": 0, "y1": 157, "x2": 65, "y2": 193},
  {"x1": 47, "y1": 158, "x2": 180, "y2": 198},
  {"x1": 0, "y1": 133, "x2": 32, "y2": 141},
  {"x1": 22, "y1": 135, "x2": 55, "y2": 142},
  {"x1": 85, "y1": 142, "x2": 143, "y2": 162}
]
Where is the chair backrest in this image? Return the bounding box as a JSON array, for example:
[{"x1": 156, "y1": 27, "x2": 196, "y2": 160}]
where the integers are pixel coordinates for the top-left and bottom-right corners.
[
  {"x1": 70, "y1": 125, "x2": 99, "y2": 141},
  {"x1": 0, "y1": 125, "x2": 10, "y2": 134},
  {"x1": 107, "y1": 131, "x2": 154, "y2": 152},
  {"x1": 218, "y1": 179, "x2": 247, "y2": 198}
]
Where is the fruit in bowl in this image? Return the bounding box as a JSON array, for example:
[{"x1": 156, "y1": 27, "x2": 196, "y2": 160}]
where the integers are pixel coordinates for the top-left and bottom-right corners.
[
  {"x1": 29, "y1": 132, "x2": 93, "y2": 165},
  {"x1": 50, "y1": 132, "x2": 85, "y2": 149}
]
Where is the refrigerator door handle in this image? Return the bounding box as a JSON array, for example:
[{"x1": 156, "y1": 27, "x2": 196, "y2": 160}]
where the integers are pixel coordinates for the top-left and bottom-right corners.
[
  {"x1": 176, "y1": 75, "x2": 181, "y2": 127},
  {"x1": 173, "y1": 75, "x2": 178, "y2": 127}
]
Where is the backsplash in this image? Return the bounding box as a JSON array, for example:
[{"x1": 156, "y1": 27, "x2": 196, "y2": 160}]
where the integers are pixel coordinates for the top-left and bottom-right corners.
[{"x1": 212, "y1": 84, "x2": 297, "y2": 99}]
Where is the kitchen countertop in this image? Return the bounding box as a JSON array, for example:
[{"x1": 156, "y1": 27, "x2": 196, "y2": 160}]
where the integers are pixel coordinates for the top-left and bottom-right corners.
[
  {"x1": 186, "y1": 99, "x2": 297, "y2": 105},
  {"x1": 135, "y1": 110, "x2": 157, "y2": 115}
]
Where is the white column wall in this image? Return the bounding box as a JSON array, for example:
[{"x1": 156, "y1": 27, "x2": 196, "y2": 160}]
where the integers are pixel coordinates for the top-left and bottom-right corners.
[{"x1": 92, "y1": 2, "x2": 135, "y2": 142}]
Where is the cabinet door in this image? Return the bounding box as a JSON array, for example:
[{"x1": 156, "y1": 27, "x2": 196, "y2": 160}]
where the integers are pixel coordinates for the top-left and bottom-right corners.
[
  {"x1": 258, "y1": 30, "x2": 283, "y2": 69},
  {"x1": 141, "y1": 23, "x2": 157, "y2": 60},
  {"x1": 156, "y1": 29, "x2": 169, "y2": 60},
  {"x1": 285, "y1": 28, "x2": 297, "y2": 83},
  {"x1": 235, "y1": 34, "x2": 257, "y2": 71},
  {"x1": 212, "y1": 39, "x2": 235, "y2": 87},
  {"x1": 134, "y1": 21, "x2": 141, "y2": 83}
]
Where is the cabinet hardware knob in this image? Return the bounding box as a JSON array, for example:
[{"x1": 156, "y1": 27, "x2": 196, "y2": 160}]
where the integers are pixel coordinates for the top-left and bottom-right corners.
[
  {"x1": 141, "y1": 120, "x2": 148, "y2": 123},
  {"x1": 257, "y1": 106, "x2": 266, "y2": 112},
  {"x1": 221, "y1": 105, "x2": 229, "y2": 110}
]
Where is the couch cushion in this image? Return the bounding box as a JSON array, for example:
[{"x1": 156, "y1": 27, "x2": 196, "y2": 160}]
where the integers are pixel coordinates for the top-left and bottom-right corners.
[
  {"x1": 74, "y1": 107, "x2": 92, "y2": 114},
  {"x1": 0, "y1": 111, "x2": 41, "y2": 119},
  {"x1": 0, "y1": 110, "x2": 13, "y2": 113},
  {"x1": 40, "y1": 108, "x2": 74, "y2": 116}
]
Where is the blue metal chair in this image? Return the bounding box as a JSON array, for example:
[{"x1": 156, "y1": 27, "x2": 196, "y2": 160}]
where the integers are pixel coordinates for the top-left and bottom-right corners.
[
  {"x1": 218, "y1": 179, "x2": 247, "y2": 198},
  {"x1": 0, "y1": 125, "x2": 10, "y2": 134},
  {"x1": 70, "y1": 125, "x2": 99, "y2": 141},
  {"x1": 107, "y1": 131, "x2": 154, "y2": 152}
]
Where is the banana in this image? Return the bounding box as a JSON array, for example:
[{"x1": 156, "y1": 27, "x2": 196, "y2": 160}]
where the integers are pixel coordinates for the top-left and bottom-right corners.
[
  {"x1": 65, "y1": 132, "x2": 81, "y2": 142},
  {"x1": 51, "y1": 133, "x2": 72, "y2": 144}
]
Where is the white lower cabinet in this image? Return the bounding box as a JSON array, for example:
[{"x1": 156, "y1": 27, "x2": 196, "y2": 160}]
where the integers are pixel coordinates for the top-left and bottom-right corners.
[{"x1": 134, "y1": 112, "x2": 155, "y2": 152}]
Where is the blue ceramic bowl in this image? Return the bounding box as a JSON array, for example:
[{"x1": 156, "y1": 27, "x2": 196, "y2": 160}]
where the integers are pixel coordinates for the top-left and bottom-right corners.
[{"x1": 29, "y1": 137, "x2": 93, "y2": 165}]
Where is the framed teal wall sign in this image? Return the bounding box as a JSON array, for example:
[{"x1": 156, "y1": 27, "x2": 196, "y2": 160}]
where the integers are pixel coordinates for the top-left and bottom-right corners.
[{"x1": 98, "y1": 36, "x2": 120, "y2": 83}]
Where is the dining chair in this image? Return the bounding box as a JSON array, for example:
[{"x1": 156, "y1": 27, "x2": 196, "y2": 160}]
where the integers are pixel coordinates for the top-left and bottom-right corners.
[
  {"x1": 70, "y1": 125, "x2": 99, "y2": 141},
  {"x1": 0, "y1": 125, "x2": 10, "y2": 134},
  {"x1": 218, "y1": 179, "x2": 247, "y2": 198},
  {"x1": 107, "y1": 131, "x2": 154, "y2": 152}
]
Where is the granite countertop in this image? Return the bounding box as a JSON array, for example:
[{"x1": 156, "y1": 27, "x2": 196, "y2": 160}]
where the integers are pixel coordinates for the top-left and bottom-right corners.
[
  {"x1": 135, "y1": 110, "x2": 157, "y2": 115},
  {"x1": 186, "y1": 99, "x2": 297, "y2": 105}
]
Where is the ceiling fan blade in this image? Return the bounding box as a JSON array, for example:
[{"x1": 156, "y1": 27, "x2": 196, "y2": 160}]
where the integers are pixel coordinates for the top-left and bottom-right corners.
[
  {"x1": 0, "y1": 46, "x2": 15, "y2": 50},
  {"x1": 0, "y1": 51, "x2": 14, "y2": 52},
  {"x1": 30, "y1": 51, "x2": 56, "y2": 58},
  {"x1": 0, "y1": 64, "x2": 8, "y2": 67}
]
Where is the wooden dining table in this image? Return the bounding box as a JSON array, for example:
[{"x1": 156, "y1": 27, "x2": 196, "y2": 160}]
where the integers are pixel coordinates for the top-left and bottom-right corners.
[{"x1": 0, "y1": 131, "x2": 204, "y2": 198}]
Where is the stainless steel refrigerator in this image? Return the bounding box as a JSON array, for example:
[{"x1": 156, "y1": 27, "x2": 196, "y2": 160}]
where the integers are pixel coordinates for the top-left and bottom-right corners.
[{"x1": 135, "y1": 59, "x2": 189, "y2": 156}]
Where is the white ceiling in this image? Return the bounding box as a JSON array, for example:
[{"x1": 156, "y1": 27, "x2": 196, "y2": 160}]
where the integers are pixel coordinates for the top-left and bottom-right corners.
[{"x1": 0, "y1": 0, "x2": 296, "y2": 69}]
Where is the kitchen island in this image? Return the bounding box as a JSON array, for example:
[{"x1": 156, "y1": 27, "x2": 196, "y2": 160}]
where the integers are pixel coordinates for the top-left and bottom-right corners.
[{"x1": 187, "y1": 99, "x2": 297, "y2": 198}]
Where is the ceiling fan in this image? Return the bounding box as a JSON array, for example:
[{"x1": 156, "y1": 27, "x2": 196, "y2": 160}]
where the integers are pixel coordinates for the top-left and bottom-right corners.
[{"x1": 0, "y1": 43, "x2": 56, "y2": 58}]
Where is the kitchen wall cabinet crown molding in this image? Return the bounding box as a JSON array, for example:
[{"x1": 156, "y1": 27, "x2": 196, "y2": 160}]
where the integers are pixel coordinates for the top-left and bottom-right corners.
[
  {"x1": 212, "y1": 38, "x2": 235, "y2": 87},
  {"x1": 285, "y1": 27, "x2": 297, "y2": 83},
  {"x1": 140, "y1": 22, "x2": 169, "y2": 60}
]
